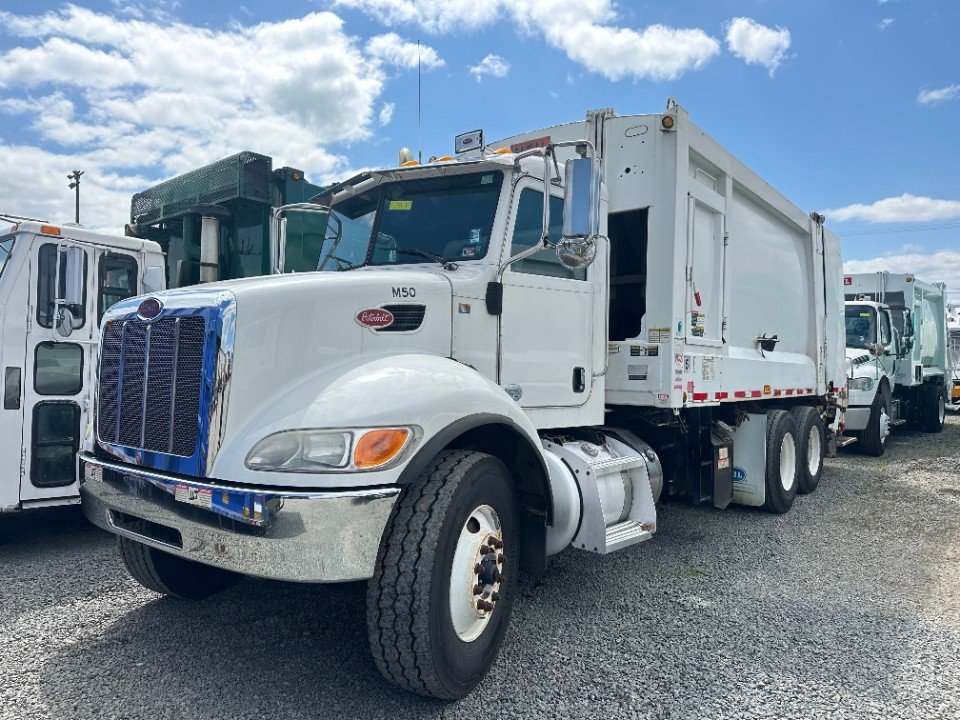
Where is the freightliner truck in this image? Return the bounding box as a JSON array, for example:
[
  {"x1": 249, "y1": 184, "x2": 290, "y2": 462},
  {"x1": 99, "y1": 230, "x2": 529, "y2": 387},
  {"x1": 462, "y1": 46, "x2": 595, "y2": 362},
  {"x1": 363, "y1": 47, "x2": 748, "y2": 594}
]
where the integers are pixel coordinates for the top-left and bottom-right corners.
[
  {"x1": 842, "y1": 272, "x2": 948, "y2": 454},
  {"x1": 0, "y1": 153, "x2": 323, "y2": 512},
  {"x1": 80, "y1": 102, "x2": 846, "y2": 699}
]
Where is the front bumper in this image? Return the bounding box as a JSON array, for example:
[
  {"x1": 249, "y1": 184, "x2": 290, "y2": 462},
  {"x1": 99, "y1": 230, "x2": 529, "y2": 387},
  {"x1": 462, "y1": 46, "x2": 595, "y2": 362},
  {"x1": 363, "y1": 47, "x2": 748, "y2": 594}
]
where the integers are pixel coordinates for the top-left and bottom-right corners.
[{"x1": 79, "y1": 454, "x2": 399, "y2": 583}]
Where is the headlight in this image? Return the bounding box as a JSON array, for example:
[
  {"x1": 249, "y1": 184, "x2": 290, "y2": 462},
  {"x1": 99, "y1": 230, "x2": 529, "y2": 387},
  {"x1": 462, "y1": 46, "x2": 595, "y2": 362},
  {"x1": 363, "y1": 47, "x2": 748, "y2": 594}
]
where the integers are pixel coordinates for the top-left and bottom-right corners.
[
  {"x1": 246, "y1": 431, "x2": 351, "y2": 472},
  {"x1": 245, "y1": 427, "x2": 415, "y2": 472},
  {"x1": 848, "y1": 377, "x2": 874, "y2": 391}
]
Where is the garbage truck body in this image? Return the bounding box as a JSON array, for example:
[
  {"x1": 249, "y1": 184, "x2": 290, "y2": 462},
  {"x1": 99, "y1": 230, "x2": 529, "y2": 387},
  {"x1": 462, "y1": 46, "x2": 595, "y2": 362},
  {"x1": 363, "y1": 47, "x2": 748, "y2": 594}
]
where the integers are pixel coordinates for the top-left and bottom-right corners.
[
  {"x1": 80, "y1": 103, "x2": 846, "y2": 699},
  {"x1": 842, "y1": 271, "x2": 949, "y2": 453}
]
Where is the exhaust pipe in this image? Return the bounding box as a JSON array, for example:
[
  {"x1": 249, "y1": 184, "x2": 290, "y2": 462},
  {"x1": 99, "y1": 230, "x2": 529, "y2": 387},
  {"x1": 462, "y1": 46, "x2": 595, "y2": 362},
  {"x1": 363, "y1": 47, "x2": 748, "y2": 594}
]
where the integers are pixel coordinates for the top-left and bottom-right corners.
[{"x1": 187, "y1": 205, "x2": 231, "y2": 284}]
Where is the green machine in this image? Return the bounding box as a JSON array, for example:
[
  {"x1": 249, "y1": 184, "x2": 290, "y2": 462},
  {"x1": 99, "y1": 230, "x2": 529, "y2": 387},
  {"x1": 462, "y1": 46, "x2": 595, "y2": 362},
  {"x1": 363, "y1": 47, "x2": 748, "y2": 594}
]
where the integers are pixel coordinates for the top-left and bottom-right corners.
[{"x1": 129, "y1": 151, "x2": 328, "y2": 288}]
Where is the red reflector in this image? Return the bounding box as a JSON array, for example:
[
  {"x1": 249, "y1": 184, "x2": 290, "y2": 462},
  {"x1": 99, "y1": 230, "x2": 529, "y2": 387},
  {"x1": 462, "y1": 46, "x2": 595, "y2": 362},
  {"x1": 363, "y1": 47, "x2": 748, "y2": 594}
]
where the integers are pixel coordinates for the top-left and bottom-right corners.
[
  {"x1": 750, "y1": 390, "x2": 762, "y2": 398},
  {"x1": 734, "y1": 391, "x2": 747, "y2": 398},
  {"x1": 785, "y1": 389, "x2": 794, "y2": 395},
  {"x1": 692, "y1": 392, "x2": 708, "y2": 401},
  {"x1": 773, "y1": 389, "x2": 782, "y2": 396},
  {"x1": 715, "y1": 392, "x2": 728, "y2": 400},
  {"x1": 844, "y1": 276, "x2": 852, "y2": 285},
  {"x1": 796, "y1": 389, "x2": 804, "y2": 394}
]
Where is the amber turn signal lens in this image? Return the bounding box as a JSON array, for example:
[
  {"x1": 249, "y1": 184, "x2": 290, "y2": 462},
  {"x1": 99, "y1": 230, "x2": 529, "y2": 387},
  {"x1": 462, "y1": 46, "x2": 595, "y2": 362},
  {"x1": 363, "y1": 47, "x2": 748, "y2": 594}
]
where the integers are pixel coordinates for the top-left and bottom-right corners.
[
  {"x1": 661, "y1": 115, "x2": 675, "y2": 129},
  {"x1": 354, "y1": 428, "x2": 410, "y2": 469}
]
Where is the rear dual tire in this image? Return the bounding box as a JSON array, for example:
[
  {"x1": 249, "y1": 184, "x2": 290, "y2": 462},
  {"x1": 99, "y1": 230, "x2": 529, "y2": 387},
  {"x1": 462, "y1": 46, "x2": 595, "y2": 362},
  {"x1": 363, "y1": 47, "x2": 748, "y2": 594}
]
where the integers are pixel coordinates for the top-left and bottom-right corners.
[
  {"x1": 920, "y1": 383, "x2": 947, "y2": 433},
  {"x1": 763, "y1": 410, "x2": 800, "y2": 514},
  {"x1": 791, "y1": 406, "x2": 824, "y2": 495}
]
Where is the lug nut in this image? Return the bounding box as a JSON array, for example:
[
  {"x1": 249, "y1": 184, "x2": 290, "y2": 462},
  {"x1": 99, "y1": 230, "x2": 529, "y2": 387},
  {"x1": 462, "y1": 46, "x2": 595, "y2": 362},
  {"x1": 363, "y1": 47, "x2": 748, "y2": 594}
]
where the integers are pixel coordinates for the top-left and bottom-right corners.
[
  {"x1": 498, "y1": 573, "x2": 506, "y2": 583},
  {"x1": 498, "y1": 553, "x2": 504, "y2": 564},
  {"x1": 473, "y1": 584, "x2": 483, "y2": 595},
  {"x1": 474, "y1": 563, "x2": 483, "y2": 574},
  {"x1": 491, "y1": 591, "x2": 501, "y2": 602}
]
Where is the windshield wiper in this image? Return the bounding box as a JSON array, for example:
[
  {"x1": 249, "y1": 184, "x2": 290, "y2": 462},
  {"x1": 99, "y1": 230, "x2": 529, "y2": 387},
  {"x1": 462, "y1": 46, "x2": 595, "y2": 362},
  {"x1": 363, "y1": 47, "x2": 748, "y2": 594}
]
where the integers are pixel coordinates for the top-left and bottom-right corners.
[{"x1": 394, "y1": 247, "x2": 458, "y2": 271}]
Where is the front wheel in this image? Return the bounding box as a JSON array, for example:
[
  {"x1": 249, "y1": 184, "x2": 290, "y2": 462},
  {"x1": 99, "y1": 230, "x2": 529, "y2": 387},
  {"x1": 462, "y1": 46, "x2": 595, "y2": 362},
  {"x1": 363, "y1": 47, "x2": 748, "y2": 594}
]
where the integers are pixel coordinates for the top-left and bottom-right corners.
[
  {"x1": 859, "y1": 393, "x2": 889, "y2": 457},
  {"x1": 118, "y1": 535, "x2": 239, "y2": 599},
  {"x1": 366, "y1": 450, "x2": 518, "y2": 699}
]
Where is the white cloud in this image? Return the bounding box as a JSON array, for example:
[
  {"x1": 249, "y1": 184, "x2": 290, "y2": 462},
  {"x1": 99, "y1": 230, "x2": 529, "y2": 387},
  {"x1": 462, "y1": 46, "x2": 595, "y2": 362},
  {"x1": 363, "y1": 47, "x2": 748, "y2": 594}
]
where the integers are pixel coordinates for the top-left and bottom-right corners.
[
  {"x1": 0, "y1": 6, "x2": 433, "y2": 230},
  {"x1": 824, "y1": 194, "x2": 960, "y2": 223},
  {"x1": 725, "y1": 17, "x2": 791, "y2": 76},
  {"x1": 878, "y1": 17, "x2": 894, "y2": 30},
  {"x1": 378, "y1": 101, "x2": 395, "y2": 126},
  {"x1": 365, "y1": 33, "x2": 444, "y2": 70},
  {"x1": 844, "y1": 250, "x2": 960, "y2": 291},
  {"x1": 336, "y1": 0, "x2": 721, "y2": 81},
  {"x1": 917, "y1": 84, "x2": 960, "y2": 105},
  {"x1": 469, "y1": 54, "x2": 510, "y2": 82}
]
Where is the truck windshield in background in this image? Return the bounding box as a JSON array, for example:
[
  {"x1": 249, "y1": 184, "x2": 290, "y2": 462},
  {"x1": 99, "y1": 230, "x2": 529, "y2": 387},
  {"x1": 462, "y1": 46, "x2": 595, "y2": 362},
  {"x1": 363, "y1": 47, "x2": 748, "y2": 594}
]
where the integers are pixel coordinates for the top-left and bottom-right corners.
[
  {"x1": 316, "y1": 171, "x2": 504, "y2": 271},
  {"x1": 845, "y1": 305, "x2": 877, "y2": 349},
  {"x1": 0, "y1": 235, "x2": 15, "y2": 278}
]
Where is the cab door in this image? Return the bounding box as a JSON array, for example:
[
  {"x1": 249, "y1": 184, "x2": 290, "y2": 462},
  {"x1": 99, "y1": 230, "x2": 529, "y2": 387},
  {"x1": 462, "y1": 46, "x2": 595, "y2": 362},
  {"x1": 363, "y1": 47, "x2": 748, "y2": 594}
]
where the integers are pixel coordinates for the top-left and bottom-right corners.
[
  {"x1": 498, "y1": 182, "x2": 594, "y2": 408},
  {"x1": 19, "y1": 242, "x2": 140, "y2": 503},
  {"x1": 19, "y1": 240, "x2": 92, "y2": 502}
]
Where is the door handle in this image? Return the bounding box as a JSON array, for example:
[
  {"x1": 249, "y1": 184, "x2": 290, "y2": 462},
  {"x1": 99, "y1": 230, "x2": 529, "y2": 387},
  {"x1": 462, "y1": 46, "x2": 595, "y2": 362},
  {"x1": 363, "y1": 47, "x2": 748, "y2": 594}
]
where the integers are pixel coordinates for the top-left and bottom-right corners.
[{"x1": 573, "y1": 367, "x2": 586, "y2": 393}]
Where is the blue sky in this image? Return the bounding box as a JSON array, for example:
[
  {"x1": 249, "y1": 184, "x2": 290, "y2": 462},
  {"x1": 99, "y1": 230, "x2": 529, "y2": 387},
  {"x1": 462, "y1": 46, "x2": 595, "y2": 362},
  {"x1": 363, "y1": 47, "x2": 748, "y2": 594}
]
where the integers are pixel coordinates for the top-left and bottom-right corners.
[{"x1": 1, "y1": 0, "x2": 958, "y2": 288}]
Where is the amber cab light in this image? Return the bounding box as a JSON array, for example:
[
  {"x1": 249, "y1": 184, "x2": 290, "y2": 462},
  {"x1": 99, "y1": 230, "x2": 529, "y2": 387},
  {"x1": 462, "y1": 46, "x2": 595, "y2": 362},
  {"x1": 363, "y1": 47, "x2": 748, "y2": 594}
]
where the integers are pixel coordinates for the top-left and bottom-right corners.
[{"x1": 354, "y1": 428, "x2": 411, "y2": 469}]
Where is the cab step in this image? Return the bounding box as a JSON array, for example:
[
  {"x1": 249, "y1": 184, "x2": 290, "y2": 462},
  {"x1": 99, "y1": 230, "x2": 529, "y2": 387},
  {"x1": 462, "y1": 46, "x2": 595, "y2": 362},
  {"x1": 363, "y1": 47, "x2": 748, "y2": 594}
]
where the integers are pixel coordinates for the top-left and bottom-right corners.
[{"x1": 604, "y1": 520, "x2": 655, "y2": 552}]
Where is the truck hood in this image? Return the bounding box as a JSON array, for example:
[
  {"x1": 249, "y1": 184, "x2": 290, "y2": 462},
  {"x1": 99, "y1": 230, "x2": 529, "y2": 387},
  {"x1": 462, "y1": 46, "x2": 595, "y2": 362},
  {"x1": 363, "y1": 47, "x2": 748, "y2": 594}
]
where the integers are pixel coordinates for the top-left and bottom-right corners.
[{"x1": 222, "y1": 269, "x2": 454, "y2": 444}]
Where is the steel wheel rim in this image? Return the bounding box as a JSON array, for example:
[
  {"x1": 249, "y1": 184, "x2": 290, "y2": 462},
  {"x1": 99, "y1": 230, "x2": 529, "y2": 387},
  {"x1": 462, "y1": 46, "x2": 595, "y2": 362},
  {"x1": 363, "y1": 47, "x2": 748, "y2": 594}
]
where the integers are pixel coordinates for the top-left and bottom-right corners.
[
  {"x1": 807, "y1": 425, "x2": 822, "y2": 477},
  {"x1": 449, "y1": 504, "x2": 504, "y2": 643},
  {"x1": 779, "y1": 432, "x2": 797, "y2": 492}
]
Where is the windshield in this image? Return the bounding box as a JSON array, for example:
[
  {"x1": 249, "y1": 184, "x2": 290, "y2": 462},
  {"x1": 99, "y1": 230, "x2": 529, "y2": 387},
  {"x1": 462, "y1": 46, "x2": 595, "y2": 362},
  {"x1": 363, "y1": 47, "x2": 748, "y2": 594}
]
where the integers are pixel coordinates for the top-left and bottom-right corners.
[
  {"x1": 315, "y1": 171, "x2": 504, "y2": 271},
  {"x1": 845, "y1": 305, "x2": 876, "y2": 349},
  {"x1": 0, "y1": 234, "x2": 15, "y2": 278}
]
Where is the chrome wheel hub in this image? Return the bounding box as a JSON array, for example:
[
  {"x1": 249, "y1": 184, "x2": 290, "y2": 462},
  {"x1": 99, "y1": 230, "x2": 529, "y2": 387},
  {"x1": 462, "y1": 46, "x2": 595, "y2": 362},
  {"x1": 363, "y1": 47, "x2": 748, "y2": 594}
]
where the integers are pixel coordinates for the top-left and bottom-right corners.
[{"x1": 449, "y1": 505, "x2": 505, "y2": 642}]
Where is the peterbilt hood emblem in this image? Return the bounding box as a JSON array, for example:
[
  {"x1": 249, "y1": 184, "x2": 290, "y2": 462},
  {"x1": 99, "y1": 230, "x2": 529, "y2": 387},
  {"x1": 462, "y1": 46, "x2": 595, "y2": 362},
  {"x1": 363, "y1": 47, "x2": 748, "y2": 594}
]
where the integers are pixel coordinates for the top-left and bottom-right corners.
[
  {"x1": 356, "y1": 308, "x2": 394, "y2": 329},
  {"x1": 137, "y1": 297, "x2": 163, "y2": 320}
]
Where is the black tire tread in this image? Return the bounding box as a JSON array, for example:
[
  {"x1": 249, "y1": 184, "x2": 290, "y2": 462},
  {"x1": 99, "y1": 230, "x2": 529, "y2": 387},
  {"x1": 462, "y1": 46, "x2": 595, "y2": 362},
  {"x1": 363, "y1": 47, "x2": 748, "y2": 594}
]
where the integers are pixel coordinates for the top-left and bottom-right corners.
[
  {"x1": 763, "y1": 410, "x2": 799, "y2": 514},
  {"x1": 791, "y1": 406, "x2": 824, "y2": 495},
  {"x1": 920, "y1": 383, "x2": 946, "y2": 433},
  {"x1": 119, "y1": 536, "x2": 179, "y2": 595},
  {"x1": 366, "y1": 449, "x2": 496, "y2": 699},
  {"x1": 118, "y1": 531, "x2": 238, "y2": 599},
  {"x1": 859, "y1": 393, "x2": 886, "y2": 456}
]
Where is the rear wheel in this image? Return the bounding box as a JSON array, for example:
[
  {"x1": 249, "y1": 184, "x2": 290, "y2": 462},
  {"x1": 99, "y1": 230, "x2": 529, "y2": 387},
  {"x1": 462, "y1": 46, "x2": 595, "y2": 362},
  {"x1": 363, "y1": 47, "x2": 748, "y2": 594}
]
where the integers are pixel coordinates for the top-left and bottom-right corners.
[
  {"x1": 763, "y1": 410, "x2": 799, "y2": 514},
  {"x1": 791, "y1": 406, "x2": 824, "y2": 495},
  {"x1": 920, "y1": 383, "x2": 947, "y2": 433},
  {"x1": 118, "y1": 535, "x2": 239, "y2": 599},
  {"x1": 859, "y1": 393, "x2": 889, "y2": 456},
  {"x1": 367, "y1": 450, "x2": 518, "y2": 699}
]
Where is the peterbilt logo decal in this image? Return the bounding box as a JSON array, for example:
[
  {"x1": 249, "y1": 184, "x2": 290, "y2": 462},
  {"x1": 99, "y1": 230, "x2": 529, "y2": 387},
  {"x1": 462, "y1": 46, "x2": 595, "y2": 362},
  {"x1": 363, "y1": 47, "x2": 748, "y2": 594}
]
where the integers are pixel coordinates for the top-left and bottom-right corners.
[
  {"x1": 137, "y1": 297, "x2": 163, "y2": 320},
  {"x1": 356, "y1": 308, "x2": 394, "y2": 329}
]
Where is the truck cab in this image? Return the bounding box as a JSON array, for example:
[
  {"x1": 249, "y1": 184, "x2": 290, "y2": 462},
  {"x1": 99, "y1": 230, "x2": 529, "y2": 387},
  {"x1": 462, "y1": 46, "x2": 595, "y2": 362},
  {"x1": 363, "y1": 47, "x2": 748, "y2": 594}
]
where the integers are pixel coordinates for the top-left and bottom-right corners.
[
  {"x1": 842, "y1": 272, "x2": 949, "y2": 454},
  {"x1": 0, "y1": 218, "x2": 164, "y2": 511}
]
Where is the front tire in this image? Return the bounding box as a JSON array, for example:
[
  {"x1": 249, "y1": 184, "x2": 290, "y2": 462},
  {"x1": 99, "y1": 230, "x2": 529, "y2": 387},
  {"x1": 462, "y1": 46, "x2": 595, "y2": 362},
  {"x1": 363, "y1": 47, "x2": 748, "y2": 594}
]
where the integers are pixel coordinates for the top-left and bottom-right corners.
[
  {"x1": 920, "y1": 383, "x2": 947, "y2": 433},
  {"x1": 118, "y1": 535, "x2": 239, "y2": 599},
  {"x1": 763, "y1": 410, "x2": 799, "y2": 514},
  {"x1": 791, "y1": 406, "x2": 824, "y2": 495},
  {"x1": 366, "y1": 450, "x2": 518, "y2": 699},
  {"x1": 859, "y1": 393, "x2": 889, "y2": 456}
]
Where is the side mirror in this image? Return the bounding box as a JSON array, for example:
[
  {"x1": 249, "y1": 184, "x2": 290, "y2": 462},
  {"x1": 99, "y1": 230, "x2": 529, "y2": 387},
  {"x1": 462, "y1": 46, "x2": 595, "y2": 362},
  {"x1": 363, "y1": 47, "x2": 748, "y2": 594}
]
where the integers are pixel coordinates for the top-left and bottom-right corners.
[
  {"x1": 142, "y1": 266, "x2": 165, "y2": 294},
  {"x1": 271, "y1": 203, "x2": 334, "y2": 274},
  {"x1": 902, "y1": 309, "x2": 914, "y2": 338},
  {"x1": 55, "y1": 307, "x2": 75, "y2": 338},
  {"x1": 60, "y1": 246, "x2": 85, "y2": 306},
  {"x1": 557, "y1": 156, "x2": 600, "y2": 270}
]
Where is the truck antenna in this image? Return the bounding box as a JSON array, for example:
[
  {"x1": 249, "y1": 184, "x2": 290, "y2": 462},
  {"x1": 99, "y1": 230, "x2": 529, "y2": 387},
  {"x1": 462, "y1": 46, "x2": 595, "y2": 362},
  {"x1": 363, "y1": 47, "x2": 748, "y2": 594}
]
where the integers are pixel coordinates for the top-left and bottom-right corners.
[
  {"x1": 418, "y1": 40, "x2": 422, "y2": 164},
  {"x1": 67, "y1": 169, "x2": 84, "y2": 224}
]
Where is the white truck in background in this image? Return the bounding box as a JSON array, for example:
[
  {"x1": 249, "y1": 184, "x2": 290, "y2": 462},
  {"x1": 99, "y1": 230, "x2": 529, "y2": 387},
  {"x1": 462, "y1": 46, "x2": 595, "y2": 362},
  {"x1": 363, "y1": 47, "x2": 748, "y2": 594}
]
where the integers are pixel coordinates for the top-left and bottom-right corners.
[
  {"x1": 842, "y1": 272, "x2": 948, "y2": 454},
  {"x1": 0, "y1": 215, "x2": 164, "y2": 511},
  {"x1": 948, "y1": 300, "x2": 960, "y2": 406},
  {"x1": 80, "y1": 101, "x2": 846, "y2": 699}
]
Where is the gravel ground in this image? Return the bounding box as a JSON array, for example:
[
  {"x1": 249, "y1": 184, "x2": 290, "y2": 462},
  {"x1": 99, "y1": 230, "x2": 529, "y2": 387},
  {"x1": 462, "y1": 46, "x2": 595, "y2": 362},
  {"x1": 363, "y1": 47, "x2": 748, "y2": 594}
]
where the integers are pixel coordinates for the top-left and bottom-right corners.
[{"x1": 2, "y1": 416, "x2": 959, "y2": 720}]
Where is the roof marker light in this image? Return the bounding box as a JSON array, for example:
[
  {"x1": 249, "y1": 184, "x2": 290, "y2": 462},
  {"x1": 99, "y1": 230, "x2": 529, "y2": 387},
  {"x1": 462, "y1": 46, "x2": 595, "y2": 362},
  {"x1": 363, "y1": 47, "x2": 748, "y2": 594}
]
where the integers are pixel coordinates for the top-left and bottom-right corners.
[{"x1": 40, "y1": 225, "x2": 61, "y2": 236}]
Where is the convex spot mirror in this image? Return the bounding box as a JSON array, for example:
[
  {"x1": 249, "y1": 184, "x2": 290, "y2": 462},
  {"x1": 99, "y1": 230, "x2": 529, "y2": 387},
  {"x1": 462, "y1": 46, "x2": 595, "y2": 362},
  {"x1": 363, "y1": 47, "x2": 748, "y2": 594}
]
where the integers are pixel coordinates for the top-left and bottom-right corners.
[
  {"x1": 54, "y1": 246, "x2": 85, "y2": 338},
  {"x1": 558, "y1": 156, "x2": 600, "y2": 270},
  {"x1": 55, "y1": 306, "x2": 75, "y2": 338}
]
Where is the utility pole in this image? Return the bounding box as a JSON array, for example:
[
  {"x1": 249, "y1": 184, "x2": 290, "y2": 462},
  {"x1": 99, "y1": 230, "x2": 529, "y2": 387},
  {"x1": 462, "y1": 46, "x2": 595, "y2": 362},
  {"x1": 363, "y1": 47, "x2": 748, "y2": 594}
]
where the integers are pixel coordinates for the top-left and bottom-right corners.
[{"x1": 67, "y1": 170, "x2": 84, "y2": 224}]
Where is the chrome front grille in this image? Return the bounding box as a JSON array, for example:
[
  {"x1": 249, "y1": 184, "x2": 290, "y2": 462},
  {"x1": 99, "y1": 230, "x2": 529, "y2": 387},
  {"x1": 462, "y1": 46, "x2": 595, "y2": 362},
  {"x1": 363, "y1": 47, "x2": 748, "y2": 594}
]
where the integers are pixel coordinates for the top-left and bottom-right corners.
[{"x1": 98, "y1": 316, "x2": 206, "y2": 456}]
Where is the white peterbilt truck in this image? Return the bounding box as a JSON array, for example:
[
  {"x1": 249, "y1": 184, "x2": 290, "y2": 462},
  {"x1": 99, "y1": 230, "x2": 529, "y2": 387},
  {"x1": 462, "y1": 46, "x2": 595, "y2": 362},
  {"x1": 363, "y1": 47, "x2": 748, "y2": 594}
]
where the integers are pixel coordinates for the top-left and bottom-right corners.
[
  {"x1": 79, "y1": 102, "x2": 846, "y2": 699},
  {"x1": 0, "y1": 215, "x2": 164, "y2": 511},
  {"x1": 842, "y1": 272, "x2": 948, "y2": 454}
]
